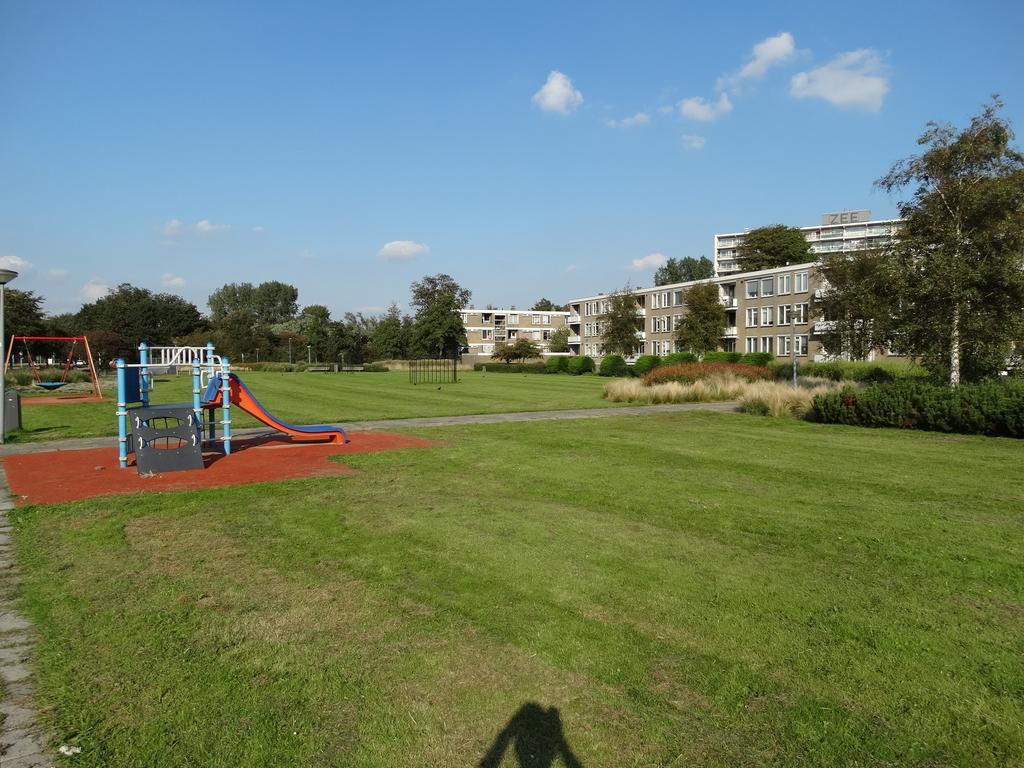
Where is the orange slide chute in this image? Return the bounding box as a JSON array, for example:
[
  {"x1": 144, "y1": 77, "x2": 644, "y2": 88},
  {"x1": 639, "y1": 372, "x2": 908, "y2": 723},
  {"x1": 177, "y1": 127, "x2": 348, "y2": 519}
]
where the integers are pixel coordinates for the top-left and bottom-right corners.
[{"x1": 202, "y1": 373, "x2": 349, "y2": 444}]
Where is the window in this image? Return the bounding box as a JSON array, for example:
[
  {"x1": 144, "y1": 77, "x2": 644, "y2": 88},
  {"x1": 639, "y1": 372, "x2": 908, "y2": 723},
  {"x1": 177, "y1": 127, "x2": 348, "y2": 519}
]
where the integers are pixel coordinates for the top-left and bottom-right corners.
[
  {"x1": 761, "y1": 277, "x2": 774, "y2": 297},
  {"x1": 673, "y1": 290, "x2": 683, "y2": 306},
  {"x1": 509, "y1": 314, "x2": 519, "y2": 324},
  {"x1": 795, "y1": 272, "x2": 809, "y2": 292},
  {"x1": 508, "y1": 330, "x2": 517, "y2": 339},
  {"x1": 542, "y1": 314, "x2": 550, "y2": 324},
  {"x1": 483, "y1": 344, "x2": 494, "y2": 354},
  {"x1": 482, "y1": 329, "x2": 492, "y2": 340},
  {"x1": 760, "y1": 306, "x2": 773, "y2": 326},
  {"x1": 778, "y1": 274, "x2": 792, "y2": 294},
  {"x1": 532, "y1": 314, "x2": 541, "y2": 324},
  {"x1": 532, "y1": 331, "x2": 541, "y2": 340},
  {"x1": 761, "y1": 336, "x2": 774, "y2": 354},
  {"x1": 777, "y1": 304, "x2": 791, "y2": 325},
  {"x1": 795, "y1": 335, "x2": 808, "y2": 356},
  {"x1": 745, "y1": 337, "x2": 757, "y2": 353},
  {"x1": 794, "y1": 303, "x2": 808, "y2": 324},
  {"x1": 745, "y1": 307, "x2": 759, "y2": 327},
  {"x1": 745, "y1": 280, "x2": 758, "y2": 298},
  {"x1": 778, "y1": 335, "x2": 791, "y2": 356}
]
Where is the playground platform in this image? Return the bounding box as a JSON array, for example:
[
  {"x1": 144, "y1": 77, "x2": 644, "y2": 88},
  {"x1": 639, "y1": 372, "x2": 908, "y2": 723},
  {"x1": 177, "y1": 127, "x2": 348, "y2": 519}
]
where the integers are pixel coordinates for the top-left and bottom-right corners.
[{"x1": 2, "y1": 431, "x2": 435, "y2": 506}]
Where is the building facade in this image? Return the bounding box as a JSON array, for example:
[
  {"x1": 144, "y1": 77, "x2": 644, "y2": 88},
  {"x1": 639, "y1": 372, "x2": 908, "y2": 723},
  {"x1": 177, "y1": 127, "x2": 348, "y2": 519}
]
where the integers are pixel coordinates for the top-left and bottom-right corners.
[
  {"x1": 568, "y1": 261, "x2": 897, "y2": 364},
  {"x1": 460, "y1": 308, "x2": 569, "y2": 364},
  {"x1": 714, "y1": 209, "x2": 900, "y2": 276}
]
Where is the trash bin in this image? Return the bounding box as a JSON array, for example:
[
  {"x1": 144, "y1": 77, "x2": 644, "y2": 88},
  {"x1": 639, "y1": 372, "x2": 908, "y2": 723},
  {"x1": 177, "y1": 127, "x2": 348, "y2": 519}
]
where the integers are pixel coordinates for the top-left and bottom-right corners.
[{"x1": 4, "y1": 390, "x2": 20, "y2": 434}]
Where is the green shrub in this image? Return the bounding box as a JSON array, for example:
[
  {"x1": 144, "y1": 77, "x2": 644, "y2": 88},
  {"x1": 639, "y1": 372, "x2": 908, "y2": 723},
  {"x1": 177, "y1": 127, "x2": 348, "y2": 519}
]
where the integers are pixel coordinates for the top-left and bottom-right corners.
[
  {"x1": 473, "y1": 362, "x2": 547, "y2": 373},
  {"x1": 813, "y1": 380, "x2": 1024, "y2": 437},
  {"x1": 703, "y1": 351, "x2": 742, "y2": 364},
  {"x1": 739, "y1": 352, "x2": 774, "y2": 367},
  {"x1": 661, "y1": 352, "x2": 697, "y2": 366},
  {"x1": 599, "y1": 354, "x2": 629, "y2": 377},
  {"x1": 544, "y1": 356, "x2": 569, "y2": 374},
  {"x1": 776, "y1": 360, "x2": 931, "y2": 383},
  {"x1": 359, "y1": 363, "x2": 389, "y2": 372},
  {"x1": 632, "y1": 355, "x2": 661, "y2": 376},
  {"x1": 741, "y1": 398, "x2": 771, "y2": 416},
  {"x1": 567, "y1": 356, "x2": 595, "y2": 375}
]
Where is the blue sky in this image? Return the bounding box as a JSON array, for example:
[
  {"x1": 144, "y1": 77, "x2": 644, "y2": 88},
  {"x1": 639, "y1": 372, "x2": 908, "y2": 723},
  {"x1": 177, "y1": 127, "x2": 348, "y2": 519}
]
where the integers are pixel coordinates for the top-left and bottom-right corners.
[{"x1": 1, "y1": 1, "x2": 1022, "y2": 316}]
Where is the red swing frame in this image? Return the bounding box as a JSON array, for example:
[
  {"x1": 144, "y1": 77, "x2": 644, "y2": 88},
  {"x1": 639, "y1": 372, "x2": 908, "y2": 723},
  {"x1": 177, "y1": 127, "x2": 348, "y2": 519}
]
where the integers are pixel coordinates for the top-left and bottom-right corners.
[{"x1": 4, "y1": 336, "x2": 103, "y2": 398}]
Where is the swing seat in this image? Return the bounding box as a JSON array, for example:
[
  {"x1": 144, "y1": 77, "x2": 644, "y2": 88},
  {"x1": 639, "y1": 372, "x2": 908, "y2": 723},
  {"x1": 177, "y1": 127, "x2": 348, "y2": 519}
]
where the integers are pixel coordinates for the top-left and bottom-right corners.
[{"x1": 36, "y1": 381, "x2": 69, "y2": 391}]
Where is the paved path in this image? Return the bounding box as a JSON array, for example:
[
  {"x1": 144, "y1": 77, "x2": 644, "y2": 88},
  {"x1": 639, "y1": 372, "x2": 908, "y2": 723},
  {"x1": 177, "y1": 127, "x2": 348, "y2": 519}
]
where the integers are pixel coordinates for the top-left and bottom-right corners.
[
  {"x1": 0, "y1": 465, "x2": 55, "y2": 767},
  {"x1": 0, "y1": 401, "x2": 739, "y2": 457}
]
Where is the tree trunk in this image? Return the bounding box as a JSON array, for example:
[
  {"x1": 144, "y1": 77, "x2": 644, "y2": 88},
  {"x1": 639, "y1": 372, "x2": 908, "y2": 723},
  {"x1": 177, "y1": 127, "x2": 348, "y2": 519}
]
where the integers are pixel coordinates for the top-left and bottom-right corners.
[{"x1": 949, "y1": 303, "x2": 961, "y2": 386}]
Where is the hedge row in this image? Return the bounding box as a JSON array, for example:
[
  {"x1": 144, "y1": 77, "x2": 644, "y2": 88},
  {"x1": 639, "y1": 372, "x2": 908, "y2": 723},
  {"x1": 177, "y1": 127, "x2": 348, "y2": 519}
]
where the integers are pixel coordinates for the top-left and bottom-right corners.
[
  {"x1": 772, "y1": 359, "x2": 930, "y2": 383},
  {"x1": 473, "y1": 362, "x2": 548, "y2": 373},
  {"x1": 6, "y1": 368, "x2": 94, "y2": 387},
  {"x1": 813, "y1": 380, "x2": 1024, "y2": 437}
]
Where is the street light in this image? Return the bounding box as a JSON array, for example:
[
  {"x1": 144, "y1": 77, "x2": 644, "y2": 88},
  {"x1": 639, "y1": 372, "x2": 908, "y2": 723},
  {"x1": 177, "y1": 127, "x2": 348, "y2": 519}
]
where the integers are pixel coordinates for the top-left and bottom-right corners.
[
  {"x1": 288, "y1": 337, "x2": 293, "y2": 364},
  {"x1": 256, "y1": 348, "x2": 260, "y2": 363},
  {"x1": 0, "y1": 269, "x2": 19, "y2": 444},
  {"x1": 307, "y1": 344, "x2": 312, "y2": 364}
]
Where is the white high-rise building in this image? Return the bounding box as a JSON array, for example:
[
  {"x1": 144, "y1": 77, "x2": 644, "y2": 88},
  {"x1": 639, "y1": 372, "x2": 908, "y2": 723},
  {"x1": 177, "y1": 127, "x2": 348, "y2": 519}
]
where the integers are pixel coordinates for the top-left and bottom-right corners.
[{"x1": 714, "y1": 210, "x2": 901, "y2": 276}]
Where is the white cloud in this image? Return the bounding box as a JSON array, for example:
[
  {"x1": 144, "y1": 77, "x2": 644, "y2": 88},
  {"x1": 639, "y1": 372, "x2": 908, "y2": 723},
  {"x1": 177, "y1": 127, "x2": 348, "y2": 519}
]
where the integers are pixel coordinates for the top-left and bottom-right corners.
[
  {"x1": 679, "y1": 93, "x2": 733, "y2": 122},
  {"x1": 47, "y1": 268, "x2": 69, "y2": 280},
  {"x1": 377, "y1": 240, "x2": 430, "y2": 261},
  {"x1": 564, "y1": 264, "x2": 578, "y2": 273},
  {"x1": 160, "y1": 273, "x2": 186, "y2": 289},
  {"x1": 80, "y1": 279, "x2": 111, "y2": 302},
  {"x1": 790, "y1": 49, "x2": 889, "y2": 112},
  {"x1": 0, "y1": 255, "x2": 32, "y2": 272},
  {"x1": 162, "y1": 218, "x2": 183, "y2": 237},
  {"x1": 195, "y1": 219, "x2": 231, "y2": 234},
  {"x1": 532, "y1": 70, "x2": 583, "y2": 115},
  {"x1": 681, "y1": 134, "x2": 706, "y2": 150},
  {"x1": 629, "y1": 253, "x2": 669, "y2": 272},
  {"x1": 607, "y1": 111, "x2": 650, "y2": 128},
  {"x1": 657, "y1": 104, "x2": 676, "y2": 115},
  {"x1": 737, "y1": 32, "x2": 796, "y2": 80},
  {"x1": 252, "y1": 225, "x2": 265, "y2": 233}
]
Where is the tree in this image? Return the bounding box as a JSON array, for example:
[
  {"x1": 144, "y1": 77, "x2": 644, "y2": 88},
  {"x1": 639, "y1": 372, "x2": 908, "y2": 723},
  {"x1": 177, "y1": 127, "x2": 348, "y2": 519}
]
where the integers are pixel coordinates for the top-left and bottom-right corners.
[
  {"x1": 4, "y1": 289, "x2": 46, "y2": 338},
  {"x1": 813, "y1": 249, "x2": 893, "y2": 361},
  {"x1": 297, "y1": 305, "x2": 334, "y2": 362},
  {"x1": 208, "y1": 281, "x2": 299, "y2": 326},
  {"x1": 675, "y1": 282, "x2": 726, "y2": 357},
  {"x1": 76, "y1": 284, "x2": 204, "y2": 352},
  {"x1": 874, "y1": 97, "x2": 1024, "y2": 384},
  {"x1": 548, "y1": 327, "x2": 570, "y2": 353},
  {"x1": 410, "y1": 274, "x2": 470, "y2": 358},
  {"x1": 599, "y1": 288, "x2": 642, "y2": 357},
  {"x1": 370, "y1": 303, "x2": 409, "y2": 360},
  {"x1": 736, "y1": 225, "x2": 812, "y2": 272},
  {"x1": 531, "y1": 298, "x2": 567, "y2": 312},
  {"x1": 654, "y1": 256, "x2": 714, "y2": 285},
  {"x1": 491, "y1": 337, "x2": 542, "y2": 363}
]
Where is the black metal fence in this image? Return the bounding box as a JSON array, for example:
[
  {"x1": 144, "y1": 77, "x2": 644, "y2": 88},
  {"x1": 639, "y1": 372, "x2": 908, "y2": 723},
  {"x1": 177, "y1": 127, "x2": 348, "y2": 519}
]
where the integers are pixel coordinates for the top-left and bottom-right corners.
[{"x1": 409, "y1": 358, "x2": 459, "y2": 385}]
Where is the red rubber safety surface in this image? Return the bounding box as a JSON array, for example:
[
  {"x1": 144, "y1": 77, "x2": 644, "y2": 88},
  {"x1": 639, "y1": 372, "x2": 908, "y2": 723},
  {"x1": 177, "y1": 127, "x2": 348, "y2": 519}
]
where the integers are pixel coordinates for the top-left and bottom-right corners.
[{"x1": 2, "y1": 431, "x2": 436, "y2": 506}]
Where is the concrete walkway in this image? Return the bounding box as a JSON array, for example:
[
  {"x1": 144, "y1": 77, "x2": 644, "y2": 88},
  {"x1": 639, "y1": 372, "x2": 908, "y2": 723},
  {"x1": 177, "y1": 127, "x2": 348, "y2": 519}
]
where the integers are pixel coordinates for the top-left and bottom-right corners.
[
  {"x1": 0, "y1": 401, "x2": 739, "y2": 457},
  {"x1": 0, "y1": 465, "x2": 55, "y2": 767}
]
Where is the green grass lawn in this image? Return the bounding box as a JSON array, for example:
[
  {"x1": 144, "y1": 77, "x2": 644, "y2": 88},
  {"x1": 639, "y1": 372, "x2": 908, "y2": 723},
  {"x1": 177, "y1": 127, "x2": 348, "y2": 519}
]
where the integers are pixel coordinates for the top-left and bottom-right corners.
[
  {"x1": 9, "y1": 411, "x2": 1024, "y2": 766},
  {"x1": 10, "y1": 370, "x2": 617, "y2": 442}
]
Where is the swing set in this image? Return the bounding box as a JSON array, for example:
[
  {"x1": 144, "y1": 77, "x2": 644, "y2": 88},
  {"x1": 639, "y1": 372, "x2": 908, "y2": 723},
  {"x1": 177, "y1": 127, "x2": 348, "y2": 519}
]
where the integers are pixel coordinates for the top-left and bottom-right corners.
[{"x1": 3, "y1": 336, "x2": 103, "y2": 397}]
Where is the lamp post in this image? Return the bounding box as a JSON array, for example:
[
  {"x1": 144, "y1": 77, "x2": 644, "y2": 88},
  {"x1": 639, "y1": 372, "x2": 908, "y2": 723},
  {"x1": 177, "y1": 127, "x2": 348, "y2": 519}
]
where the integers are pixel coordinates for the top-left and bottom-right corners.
[
  {"x1": 288, "y1": 337, "x2": 293, "y2": 364},
  {"x1": 790, "y1": 304, "x2": 798, "y2": 387},
  {"x1": 307, "y1": 345, "x2": 312, "y2": 364},
  {"x1": 256, "y1": 348, "x2": 260, "y2": 363},
  {"x1": 0, "y1": 269, "x2": 19, "y2": 444}
]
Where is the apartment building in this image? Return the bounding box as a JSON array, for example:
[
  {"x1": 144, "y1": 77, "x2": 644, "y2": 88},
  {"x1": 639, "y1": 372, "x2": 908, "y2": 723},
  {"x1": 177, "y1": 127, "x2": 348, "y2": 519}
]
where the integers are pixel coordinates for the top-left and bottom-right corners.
[
  {"x1": 714, "y1": 209, "x2": 901, "y2": 276},
  {"x1": 460, "y1": 308, "x2": 569, "y2": 364},
  {"x1": 568, "y1": 261, "x2": 898, "y2": 363}
]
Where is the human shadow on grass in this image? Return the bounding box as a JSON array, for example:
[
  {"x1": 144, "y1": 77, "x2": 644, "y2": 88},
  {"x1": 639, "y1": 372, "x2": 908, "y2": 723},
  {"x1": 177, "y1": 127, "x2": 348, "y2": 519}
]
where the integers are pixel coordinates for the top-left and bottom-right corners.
[{"x1": 478, "y1": 702, "x2": 583, "y2": 768}]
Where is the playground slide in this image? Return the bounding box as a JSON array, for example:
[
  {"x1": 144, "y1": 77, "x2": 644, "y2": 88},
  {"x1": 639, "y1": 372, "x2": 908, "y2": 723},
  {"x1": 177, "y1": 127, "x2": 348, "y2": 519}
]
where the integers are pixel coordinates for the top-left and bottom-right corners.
[{"x1": 203, "y1": 374, "x2": 348, "y2": 444}]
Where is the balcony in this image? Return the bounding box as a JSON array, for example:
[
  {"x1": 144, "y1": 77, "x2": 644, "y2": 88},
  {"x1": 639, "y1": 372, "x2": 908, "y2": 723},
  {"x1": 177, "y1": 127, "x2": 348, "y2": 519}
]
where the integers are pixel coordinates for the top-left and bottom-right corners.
[
  {"x1": 720, "y1": 296, "x2": 738, "y2": 308},
  {"x1": 634, "y1": 308, "x2": 646, "y2": 317},
  {"x1": 722, "y1": 327, "x2": 737, "y2": 337},
  {"x1": 567, "y1": 314, "x2": 580, "y2": 324},
  {"x1": 635, "y1": 331, "x2": 646, "y2": 340},
  {"x1": 813, "y1": 320, "x2": 836, "y2": 333},
  {"x1": 568, "y1": 335, "x2": 581, "y2": 344}
]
